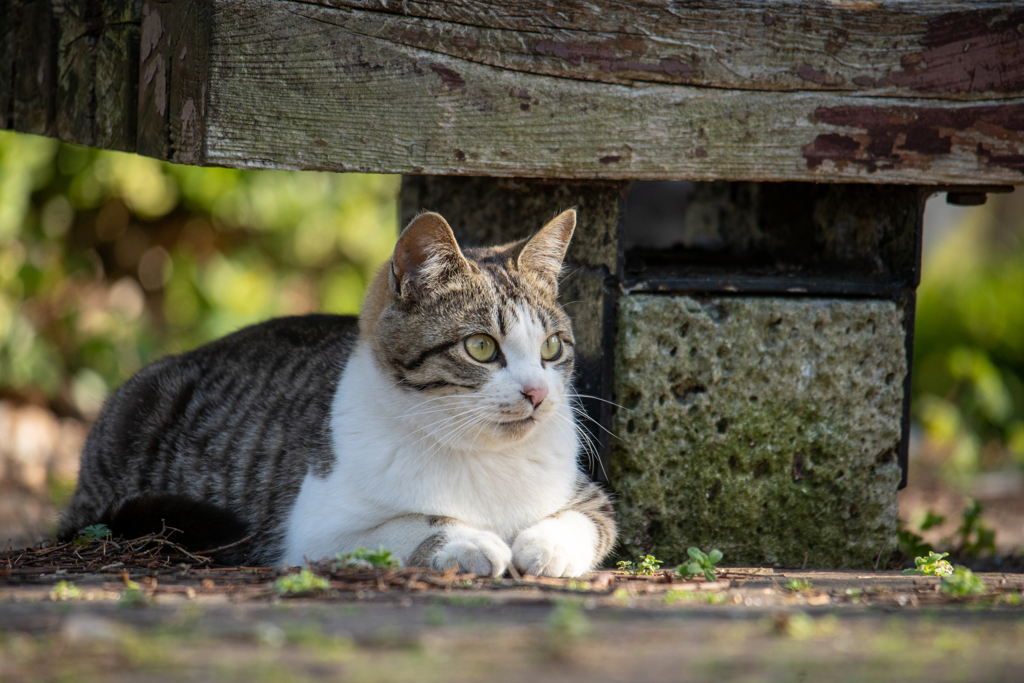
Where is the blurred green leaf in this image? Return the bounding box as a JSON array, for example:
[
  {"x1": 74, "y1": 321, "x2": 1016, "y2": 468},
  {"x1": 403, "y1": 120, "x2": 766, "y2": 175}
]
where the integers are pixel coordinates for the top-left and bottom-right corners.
[{"x1": 0, "y1": 129, "x2": 397, "y2": 414}]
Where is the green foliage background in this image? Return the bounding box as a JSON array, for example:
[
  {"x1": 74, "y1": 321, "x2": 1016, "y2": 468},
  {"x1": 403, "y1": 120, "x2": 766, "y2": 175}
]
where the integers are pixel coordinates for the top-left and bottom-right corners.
[
  {"x1": 1, "y1": 129, "x2": 1023, "y2": 482},
  {"x1": 0, "y1": 130, "x2": 398, "y2": 419},
  {"x1": 912, "y1": 192, "x2": 1024, "y2": 479}
]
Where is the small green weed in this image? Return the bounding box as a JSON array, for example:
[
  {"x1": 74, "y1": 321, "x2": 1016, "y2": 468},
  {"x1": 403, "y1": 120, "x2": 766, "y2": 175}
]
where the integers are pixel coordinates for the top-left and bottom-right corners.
[
  {"x1": 939, "y1": 566, "x2": 987, "y2": 597},
  {"x1": 678, "y1": 547, "x2": 723, "y2": 582},
  {"x1": 616, "y1": 555, "x2": 663, "y2": 576},
  {"x1": 273, "y1": 569, "x2": 331, "y2": 596},
  {"x1": 1002, "y1": 591, "x2": 1021, "y2": 606},
  {"x1": 75, "y1": 524, "x2": 112, "y2": 545},
  {"x1": 50, "y1": 581, "x2": 83, "y2": 601},
  {"x1": 902, "y1": 551, "x2": 953, "y2": 576},
  {"x1": 954, "y1": 501, "x2": 997, "y2": 557},
  {"x1": 334, "y1": 547, "x2": 402, "y2": 569},
  {"x1": 785, "y1": 579, "x2": 814, "y2": 593}
]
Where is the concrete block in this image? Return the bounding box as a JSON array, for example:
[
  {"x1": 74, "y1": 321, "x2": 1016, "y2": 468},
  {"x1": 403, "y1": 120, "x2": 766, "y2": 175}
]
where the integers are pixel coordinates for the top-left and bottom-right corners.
[{"x1": 611, "y1": 294, "x2": 906, "y2": 568}]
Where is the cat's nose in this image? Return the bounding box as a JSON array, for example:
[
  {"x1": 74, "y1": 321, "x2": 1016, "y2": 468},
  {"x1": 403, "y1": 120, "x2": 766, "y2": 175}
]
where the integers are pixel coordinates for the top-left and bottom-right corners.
[{"x1": 521, "y1": 384, "x2": 548, "y2": 409}]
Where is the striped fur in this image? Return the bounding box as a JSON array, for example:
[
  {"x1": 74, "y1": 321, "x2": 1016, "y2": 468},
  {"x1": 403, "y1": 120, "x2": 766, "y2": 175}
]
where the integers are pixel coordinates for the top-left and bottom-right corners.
[{"x1": 59, "y1": 210, "x2": 617, "y2": 574}]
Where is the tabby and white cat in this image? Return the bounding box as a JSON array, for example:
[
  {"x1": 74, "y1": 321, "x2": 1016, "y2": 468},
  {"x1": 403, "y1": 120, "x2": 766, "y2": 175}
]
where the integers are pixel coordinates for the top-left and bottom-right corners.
[{"x1": 58, "y1": 209, "x2": 616, "y2": 577}]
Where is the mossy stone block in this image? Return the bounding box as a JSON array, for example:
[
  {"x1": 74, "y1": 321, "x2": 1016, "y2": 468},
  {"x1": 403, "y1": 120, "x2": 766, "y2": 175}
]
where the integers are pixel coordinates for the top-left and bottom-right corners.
[{"x1": 611, "y1": 295, "x2": 906, "y2": 569}]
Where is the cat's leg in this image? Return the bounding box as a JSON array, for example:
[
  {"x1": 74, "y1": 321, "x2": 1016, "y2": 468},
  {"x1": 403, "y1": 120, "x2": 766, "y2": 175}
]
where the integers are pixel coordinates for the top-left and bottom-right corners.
[
  {"x1": 511, "y1": 476, "x2": 617, "y2": 578},
  {"x1": 349, "y1": 514, "x2": 512, "y2": 577}
]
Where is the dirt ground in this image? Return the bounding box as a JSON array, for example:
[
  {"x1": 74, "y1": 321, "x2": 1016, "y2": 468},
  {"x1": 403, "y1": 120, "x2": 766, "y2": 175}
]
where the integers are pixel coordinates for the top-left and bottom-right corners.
[{"x1": 2, "y1": 559, "x2": 1023, "y2": 683}]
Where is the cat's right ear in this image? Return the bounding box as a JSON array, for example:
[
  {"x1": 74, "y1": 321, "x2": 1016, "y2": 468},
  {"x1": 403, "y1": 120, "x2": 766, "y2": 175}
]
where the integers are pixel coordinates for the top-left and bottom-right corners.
[{"x1": 391, "y1": 212, "x2": 469, "y2": 297}]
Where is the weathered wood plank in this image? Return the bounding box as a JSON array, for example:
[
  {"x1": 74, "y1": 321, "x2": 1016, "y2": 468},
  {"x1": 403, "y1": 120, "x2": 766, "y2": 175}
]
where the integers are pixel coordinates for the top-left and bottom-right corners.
[
  {"x1": 198, "y1": 0, "x2": 1024, "y2": 185},
  {"x1": 138, "y1": 0, "x2": 209, "y2": 161},
  {"x1": 10, "y1": 0, "x2": 58, "y2": 136},
  {"x1": 4, "y1": 0, "x2": 1023, "y2": 184},
  {"x1": 96, "y1": 0, "x2": 142, "y2": 151},
  {"x1": 0, "y1": 1, "x2": 11, "y2": 129},
  {"x1": 56, "y1": 1, "x2": 99, "y2": 146},
  {"x1": 310, "y1": 0, "x2": 1024, "y2": 100}
]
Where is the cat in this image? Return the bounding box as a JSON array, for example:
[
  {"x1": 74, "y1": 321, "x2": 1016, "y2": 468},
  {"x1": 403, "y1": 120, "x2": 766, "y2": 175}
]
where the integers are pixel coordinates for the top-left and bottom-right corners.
[{"x1": 58, "y1": 209, "x2": 617, "y2": 577}]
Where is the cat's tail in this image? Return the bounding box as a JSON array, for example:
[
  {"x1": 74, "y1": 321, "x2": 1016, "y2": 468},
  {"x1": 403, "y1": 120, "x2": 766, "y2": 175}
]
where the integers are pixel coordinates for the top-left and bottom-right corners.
[{"x1": 58, "y1": 494, "x2": 252, "y2": 565}]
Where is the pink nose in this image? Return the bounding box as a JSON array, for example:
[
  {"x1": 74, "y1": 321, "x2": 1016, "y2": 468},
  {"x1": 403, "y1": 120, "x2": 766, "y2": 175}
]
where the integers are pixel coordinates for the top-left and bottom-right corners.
[{"x1": 522, "y1": 384, "x2": 549, "y2": 409}]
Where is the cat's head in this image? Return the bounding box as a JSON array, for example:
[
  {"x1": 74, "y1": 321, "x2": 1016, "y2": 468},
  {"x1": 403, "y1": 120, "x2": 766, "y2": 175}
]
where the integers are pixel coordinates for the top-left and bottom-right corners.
[{"x1": 362, "y1": 209, "x2": 577, "y2": 445}]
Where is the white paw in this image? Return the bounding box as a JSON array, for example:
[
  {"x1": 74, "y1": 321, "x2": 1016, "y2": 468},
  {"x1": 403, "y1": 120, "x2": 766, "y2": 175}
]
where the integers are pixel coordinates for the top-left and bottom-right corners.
[
  {"x1": 432, "y1": 529, "x2": 512, "y2": 577},
  {"x1": 512, "y1": 514, "x2": 597, "y2": 578}
]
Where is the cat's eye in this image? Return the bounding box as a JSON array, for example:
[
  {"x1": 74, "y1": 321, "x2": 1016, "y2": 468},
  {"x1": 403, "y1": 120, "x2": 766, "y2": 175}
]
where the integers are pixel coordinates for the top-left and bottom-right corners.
[
  {"x1": 541, "y1": 334, "x2": 562, "y2": 361},
  {"x1": 465, "y1": 334, "x2": 498, "y2": 362}
]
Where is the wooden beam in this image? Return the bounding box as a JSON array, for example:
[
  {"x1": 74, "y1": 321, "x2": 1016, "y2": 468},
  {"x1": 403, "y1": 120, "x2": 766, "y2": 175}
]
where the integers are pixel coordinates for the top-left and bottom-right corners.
[
  {"x1": 8, "y1": 0, "x2": 58, "y2": 136},
  {"x1": 0, "y1": 1, "x2": 11, "y2": 129},
  {"x1": 137, "y1": 0, "x2": 210, "y2": 161},
  {"x1": 95, "y1": 0, "x2": 142, "y2": 151},
  {"x1": 4, "y1": 0, "x2": 1023, "y2": 184},
  {"x1": 196, "y1": 0, "x2": 1023, "y2": 184},
  {"x1": 310, "y1": 0, "x2": 1024, "y2": 99}
]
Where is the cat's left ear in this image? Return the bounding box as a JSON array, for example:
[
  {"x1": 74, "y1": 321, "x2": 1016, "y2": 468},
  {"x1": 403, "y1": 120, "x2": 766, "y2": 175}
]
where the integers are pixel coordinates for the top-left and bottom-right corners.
[
  {"x1": 391, "y1": 212, "x2": 470, "y2": 297},
  {"x1": 518, "y1": 209, "x2": 576, "y2": 289}
]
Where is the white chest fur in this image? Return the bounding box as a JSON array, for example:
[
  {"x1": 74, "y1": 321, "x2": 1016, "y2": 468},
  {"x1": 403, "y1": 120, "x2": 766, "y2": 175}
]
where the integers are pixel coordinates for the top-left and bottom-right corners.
[{"x1": 281, "y1": 344, "x2": 581, "y2": 566}]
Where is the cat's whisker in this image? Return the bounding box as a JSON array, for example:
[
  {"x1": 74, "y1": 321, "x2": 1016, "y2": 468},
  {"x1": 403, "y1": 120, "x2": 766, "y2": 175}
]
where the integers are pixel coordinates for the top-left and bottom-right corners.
[
  {"x1": 563, "y1": 414, "x2": 607, "y2": 481},
  {"x1": 404, "y1": 408, "x2": 484, "y2": 450},
  {"x1": 568, "y1": 404, "x2": 621, "y2": 441},
  {"x1": 435, "y1": 410, "x2": 488, "y2": 458},
  {"x1": 406, "y1": 409, "x2": 483, "y2": 451},
  {"x1": 565, "y1": 393, "x2": 629, "y2": 411},
  {"x1": 549, "y1": 410, "x2": 603, "y2": 479},
  {"x1": 554, "y1": 407, "x2": 604, "y2": 472},
  {"x1": 558, "y1": 266, "x2": 582, "y2": 284}
]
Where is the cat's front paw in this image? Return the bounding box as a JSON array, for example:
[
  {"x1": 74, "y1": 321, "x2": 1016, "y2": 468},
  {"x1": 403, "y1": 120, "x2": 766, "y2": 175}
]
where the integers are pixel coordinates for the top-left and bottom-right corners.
[
  {"x1": 512, "y1": 513, "x2": 597, "y2": 578},
  {"x1": 432, "y1": 529, "x2": 512, "y2": 578}
]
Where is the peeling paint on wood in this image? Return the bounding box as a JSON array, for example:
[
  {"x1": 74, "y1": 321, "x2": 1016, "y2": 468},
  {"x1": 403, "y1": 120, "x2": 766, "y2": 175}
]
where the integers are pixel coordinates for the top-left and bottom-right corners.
[
  {"x1": 316, "y1": 0, "x2": 1024, "y2": 99},
  {"x1": 3, "y1": 0, "x2": 1023, "y2": 184},
  {"x1": 137, "y1": 0, "x2": 209, "y2": 164},
  {"x1": 885, "y1": 9, "x2": 1024, "y2": 95},
  {"x1": 805, "y1": 103, "x2": 1024, "y2": 175}
]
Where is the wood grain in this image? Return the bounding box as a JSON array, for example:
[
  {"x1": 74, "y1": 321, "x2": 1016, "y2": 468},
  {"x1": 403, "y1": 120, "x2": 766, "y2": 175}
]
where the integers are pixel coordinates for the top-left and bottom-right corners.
[
  {"x1": 95, "y1": 0, "x2": 142, "y2": 151},
  {"x1": 137, "y1": 0, "x2": 210, "y2": 162},
  {"x1": 200, "y1": 0, "x2": 1024, "y2": 184},
  {"x1": 310, "y1": 0, "x2": 1024, "y2": 99},
  {"x1": 4, "y1": 0, "x2": 1023, "y2": 184},
  {"x1": 0, "y1": 2, "x2": 10, "y2": 129},
  {"x1": 9, "y1": 0, "x2": 58, "y2": 136}
]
